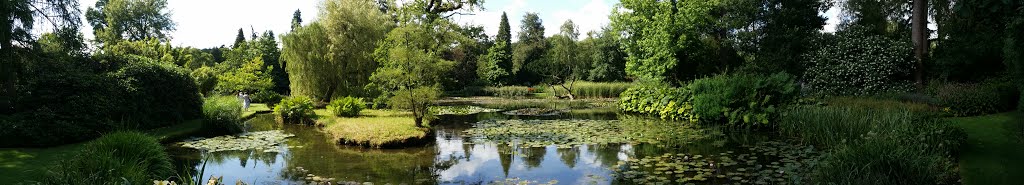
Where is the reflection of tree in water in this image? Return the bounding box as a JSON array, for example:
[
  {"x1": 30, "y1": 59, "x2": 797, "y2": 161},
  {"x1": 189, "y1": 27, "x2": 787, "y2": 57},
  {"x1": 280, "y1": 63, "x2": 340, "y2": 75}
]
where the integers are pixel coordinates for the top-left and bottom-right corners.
[
  {"x1": 587, "y1": 144, "x2": 625, "y2": 167},
  {"x1": 557, "y1": 147, "x2": 578, "y2": 168},
  {"x1": 497, "y1": 143, "x2": 515, "y2": 177},
  {"x1": 519, "y1": 147, "x2": 546, "y2": 169}
]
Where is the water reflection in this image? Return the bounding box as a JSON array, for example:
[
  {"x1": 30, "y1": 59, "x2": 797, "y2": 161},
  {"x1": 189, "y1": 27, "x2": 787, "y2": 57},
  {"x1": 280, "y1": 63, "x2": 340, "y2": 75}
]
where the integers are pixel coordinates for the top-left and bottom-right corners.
[{"x1": 169, "y1": 111, "x2": 770, "y2": 184}]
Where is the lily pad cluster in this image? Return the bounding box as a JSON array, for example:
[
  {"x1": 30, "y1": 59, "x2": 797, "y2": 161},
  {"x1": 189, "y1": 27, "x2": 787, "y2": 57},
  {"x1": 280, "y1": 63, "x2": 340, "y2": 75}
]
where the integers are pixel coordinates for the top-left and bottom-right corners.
[
  {"x1": 433, "y1": 105, "x2": 501, "y2": 115},
  {"x1": 611, "y1": 141, "x2": 819, "y2": 185},
  {"x1": 178, "y1": 130, "x2": 295, "y2": 152},
  {"x1": 463, "y1": 119, "x2": 716, "y2": 148}
]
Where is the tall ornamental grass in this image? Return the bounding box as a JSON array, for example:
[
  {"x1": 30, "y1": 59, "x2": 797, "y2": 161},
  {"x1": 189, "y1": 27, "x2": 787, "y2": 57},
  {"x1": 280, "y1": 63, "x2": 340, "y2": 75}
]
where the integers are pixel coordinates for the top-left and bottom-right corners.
[{"x1": 549, "y1": 81, "x2": 633, "y2": 98}]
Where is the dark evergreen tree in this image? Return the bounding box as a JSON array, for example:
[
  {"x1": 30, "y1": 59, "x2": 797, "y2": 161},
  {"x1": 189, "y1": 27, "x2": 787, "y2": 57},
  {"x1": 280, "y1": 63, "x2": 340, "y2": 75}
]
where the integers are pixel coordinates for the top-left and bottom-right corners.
[{"x1": 233, "y1": 28, "x2": 246, "y2": 48}]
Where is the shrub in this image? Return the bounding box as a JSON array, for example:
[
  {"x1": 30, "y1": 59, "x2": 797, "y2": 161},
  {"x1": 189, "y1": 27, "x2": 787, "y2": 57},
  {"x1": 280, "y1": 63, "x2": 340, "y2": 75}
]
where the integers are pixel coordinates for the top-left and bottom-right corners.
[
  {"x1": 202, "y1": 96, "x2": 243, "y2": 134},
  {"x1": 112, "y1": 60, "x2": 203, "y2": 128},
  {"x1": 483, "y1": 86, "x2": 531, "y2": 98},
  {"x1": 687, "y1": 72, "x2": 798, "y2": 127},
  {"x1": 619, "y1": 85, "x2": 699, "y2": 122},
  {"x1": 549, "y1": 81, "x2": 633, "y2": 98},
  {"x1": 274, "y1": 96, "x2": 315, "y2": 124},
  {"x1": 190, "y1": 66, "x2": 218, "y2": 96},
  {"x1": 42, "y1": 132, "x2": 174, "y2": 184},
  {"x1": 931, "y1": 80, "x2": 1019, "y2": 116},
  {"x1": 251, "y1": 90, "x2": 283, "y2": 105},
  {"x1": 328, "y1": 96, "x2": 366, "y2": 117},
  {"x1": 802, "y1": 28, "x2": 915, "y2": 96}
]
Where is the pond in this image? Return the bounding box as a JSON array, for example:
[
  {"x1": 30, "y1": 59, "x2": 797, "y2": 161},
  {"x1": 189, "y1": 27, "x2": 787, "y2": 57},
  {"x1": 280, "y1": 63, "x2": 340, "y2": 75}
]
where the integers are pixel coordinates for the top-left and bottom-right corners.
[{"x1": 168, "y1": 108, "x2": 818, "y2": 185}]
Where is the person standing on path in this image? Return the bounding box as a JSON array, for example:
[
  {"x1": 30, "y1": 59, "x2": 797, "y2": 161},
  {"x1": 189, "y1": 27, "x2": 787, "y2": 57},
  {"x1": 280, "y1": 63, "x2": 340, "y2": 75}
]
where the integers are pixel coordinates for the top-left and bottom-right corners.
[{"x1": 241, "y1": 92, "x2": 251, "y2": 111}]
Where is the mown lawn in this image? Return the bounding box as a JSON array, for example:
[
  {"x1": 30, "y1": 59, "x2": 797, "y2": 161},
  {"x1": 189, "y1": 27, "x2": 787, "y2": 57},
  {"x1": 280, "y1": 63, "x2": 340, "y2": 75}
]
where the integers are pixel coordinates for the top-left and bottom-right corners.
[
  {"x1": 242, "y1": 103, "x2": 272, "y2": 119},
  {"x1": 949, "y1": 112, "x2": 1024, "y2": 185},
  {"x1": 316, "y1": 109, "x2": 430, "y2": 148}
]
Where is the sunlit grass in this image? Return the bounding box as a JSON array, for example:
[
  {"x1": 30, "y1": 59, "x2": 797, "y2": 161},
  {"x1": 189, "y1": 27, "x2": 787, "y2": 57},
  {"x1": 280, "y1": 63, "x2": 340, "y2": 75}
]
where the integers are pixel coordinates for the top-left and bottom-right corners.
[
  {"x1": 242, "y1": 103, "x2": 272, "y2": 118},
  {"x1": 317, "y1": 109, "x2": 430, "y2": 148}
]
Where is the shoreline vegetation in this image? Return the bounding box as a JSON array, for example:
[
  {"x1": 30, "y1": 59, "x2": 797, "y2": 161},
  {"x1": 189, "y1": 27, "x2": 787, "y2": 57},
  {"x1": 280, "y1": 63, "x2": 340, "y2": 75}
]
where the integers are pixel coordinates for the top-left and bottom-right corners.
[{"x1": 315, "y1": 109, "x2": 432, "y2": 148}]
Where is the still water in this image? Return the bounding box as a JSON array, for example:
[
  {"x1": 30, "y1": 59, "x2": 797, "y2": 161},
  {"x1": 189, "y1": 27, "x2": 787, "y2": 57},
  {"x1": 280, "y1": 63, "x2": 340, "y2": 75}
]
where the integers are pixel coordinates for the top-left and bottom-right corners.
[{"x1": 168, "y1": 111, "x2": 791, "y2": 184}]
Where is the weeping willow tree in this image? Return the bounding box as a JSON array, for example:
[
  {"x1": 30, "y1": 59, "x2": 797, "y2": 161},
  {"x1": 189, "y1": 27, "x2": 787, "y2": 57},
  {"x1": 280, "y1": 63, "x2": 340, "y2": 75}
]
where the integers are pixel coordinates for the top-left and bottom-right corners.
[{"x1": 280, "y1": 0, "x2": 392, "y2": 101}]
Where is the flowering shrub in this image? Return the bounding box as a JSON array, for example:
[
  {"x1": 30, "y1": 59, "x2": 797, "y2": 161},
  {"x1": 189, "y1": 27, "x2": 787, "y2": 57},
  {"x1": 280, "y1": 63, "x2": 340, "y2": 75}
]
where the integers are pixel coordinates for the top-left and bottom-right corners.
[{"x1": 802, "y1": 28, "x2": 915, "y2": 96}]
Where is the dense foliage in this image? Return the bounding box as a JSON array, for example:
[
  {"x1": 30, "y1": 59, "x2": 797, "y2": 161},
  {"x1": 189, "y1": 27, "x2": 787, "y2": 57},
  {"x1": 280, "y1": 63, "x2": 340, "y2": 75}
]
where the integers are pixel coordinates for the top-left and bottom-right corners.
[
  {"x1": 202, "y1": 96, "x2": 243, "y2": 134},
  {"x1": 688, "y1": 73, "x2": 798, "y2": 127},
  {"x1": 328, "y1": 96, "x2": 366, "y2": 117},
  {"x1": 483, "y1": 86, "x2": 531, "y2": 98},
  {"x1": 802, "y1": 28, "x2": 914, "y2": 96},
  {"x1": 274, "y1": 96, "x2": 316, "y2": 124},
  {"x1": 281, "y1": 0, "x2": 391, "y2": 101},
  {"x1": 621, "y1": 73, "x2": 797, "y2": 127},
  {"x1": 930, "y1": 80, "x2": 1020, "y2": 117},
  {"x1": 110, "y1": 58, "x2": 203, "y2": 127},
  {"x1": 42, "y1": 132, "x2": 173, "y2": 184},
  {"x1": 781, "y1": 106, "x2": 965, "y2": 184}
]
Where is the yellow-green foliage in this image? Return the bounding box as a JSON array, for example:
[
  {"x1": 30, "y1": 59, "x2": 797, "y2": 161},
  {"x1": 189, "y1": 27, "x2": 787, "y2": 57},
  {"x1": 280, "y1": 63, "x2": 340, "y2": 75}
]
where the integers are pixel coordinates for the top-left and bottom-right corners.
[
  {"x1": 619, "y1": 86, "x2": 699, "y2": 122},
  {"x1": 318, "y1": 109, "x2": 430, "y2": 148},
  {"x1": 549, "y1": 81, "x2": 633, "y2": 98}
]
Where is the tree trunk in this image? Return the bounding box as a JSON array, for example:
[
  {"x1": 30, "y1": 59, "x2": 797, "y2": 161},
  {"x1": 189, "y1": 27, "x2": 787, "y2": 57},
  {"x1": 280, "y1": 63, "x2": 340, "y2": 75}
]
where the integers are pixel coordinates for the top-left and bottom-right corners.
[
  {"x1": 912, "y1": 0, "x2": 928, "y2": 90},
  {"x1": 560, "y1": 80, "x2": 576, "y2": 100},
  {"x1": 1, "y1": 10, "x2": 15, "y2": 113}
]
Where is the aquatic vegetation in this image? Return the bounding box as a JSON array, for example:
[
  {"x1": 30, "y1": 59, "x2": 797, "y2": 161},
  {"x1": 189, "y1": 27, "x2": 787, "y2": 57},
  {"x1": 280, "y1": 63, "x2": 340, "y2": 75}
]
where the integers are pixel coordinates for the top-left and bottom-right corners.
[
  {"x1": 178, "y1": 130, "x2": 295, "y2": 152},
  {"x1": 611, "y1": 141, "x2": 819, "y2": 185},
  {"x1": 503, "y1": 108, "x2": 564, "y2": 116},
  {"x1": 464, "y1": 119, "x2": 718, "y2": 148},
  {"x1": 487, "y1": 178, "x2": 558, "y2": 185},
  {"x1": 433, "y1": 105, "x2": 501, "y2": 115}
]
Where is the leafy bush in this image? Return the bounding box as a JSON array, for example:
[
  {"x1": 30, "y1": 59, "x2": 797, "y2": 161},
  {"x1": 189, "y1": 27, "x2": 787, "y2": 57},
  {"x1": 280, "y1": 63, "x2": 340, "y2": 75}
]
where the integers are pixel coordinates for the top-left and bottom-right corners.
[
  {"x1": 483, "y1": 86, "x2": 531, "y2": 98},
  {"x1": 619, "y1": 85, "x2": 698, "y2": 122},
  {"x1": 803, "y1": 28, "x2": 915, "y2": 96},
  {"x1": 2, "y1": 55, "x2": 202, "y2": 147},
  {"x1": 930, "y1": 80, "x2": 1019, "y2": 116},
  {"x1": 202, "y1": 96, "x2": 243, "y2": 134},
  {"x1": 251, "y1": 90, "x2": 283, "y2": 105},
  {"x1": 190, "y1": 66, "x2": 218, "y2": 96},
  {"x1": 274, "y1": 96, "x2": 315, "y2": 124},
  {"x1": 112, "y1": 60, "x2": 203, "y2": 128},
  {"x1": 42, "y1": 132, "x2": 173, "y2": 184},
  {"x1": 687, "y1": 72, "x2": 797, "y2": 127},
  {"x1": 549, "y1": 81, "x2": 633, "y2": 98},
  {"x1": 328, "y1": 96, "x2": 366, "y2": 117}
]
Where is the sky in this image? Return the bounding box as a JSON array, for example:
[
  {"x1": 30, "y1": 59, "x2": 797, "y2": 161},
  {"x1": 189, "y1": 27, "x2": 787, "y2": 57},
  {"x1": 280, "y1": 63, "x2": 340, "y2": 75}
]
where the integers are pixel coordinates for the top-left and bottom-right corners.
[{"x1": 71, "y1": 0, "x2": 844, "y2": 48}]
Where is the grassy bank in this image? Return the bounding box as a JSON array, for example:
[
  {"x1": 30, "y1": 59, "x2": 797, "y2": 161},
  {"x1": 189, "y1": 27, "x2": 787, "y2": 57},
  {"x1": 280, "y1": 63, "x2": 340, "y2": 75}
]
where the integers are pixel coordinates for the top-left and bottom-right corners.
[
  {"x1": 316, "y1": 109, "x2": 430, "y2": 148},
  {"x1": 949, "y1": 112, "x2": 1024, "y2": 185}
]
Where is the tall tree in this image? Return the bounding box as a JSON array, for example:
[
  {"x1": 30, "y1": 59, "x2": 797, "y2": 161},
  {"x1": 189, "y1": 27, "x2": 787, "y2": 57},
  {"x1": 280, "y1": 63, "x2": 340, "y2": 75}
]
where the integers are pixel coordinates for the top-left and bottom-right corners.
[
  {"x1": 494, "y1": 12, "x2": 513, "y2": 82},
  {"x1": 86, "y1": 0, "x2": 176, "y2": 44},
  {"x1": 233, "y1": 28, "x2": 245, "y2": 49},
  {"x1": 371, "y1": 0, "x2": 479, "y2": 127},
  {"x1": 911, "y1": 0, "x2": 927, "y2": 88},
  {"x1": 533, "y1": 20, "x2": 587, "y2": 99},
  {"x1": 612, "y1": 0, "x2": 743, "y2": 84},
  {"x1": 1, "y1": 0, "x2": 80, "y2": 113},
  {"x1": 292, "y1": 9, "x2": 302, "y2": 30},
  {"x1": 743, "y1": 0, "x2": 829, "y2": 76},
  {"x1": 281, "y1": 0, "x2": 392, "y2": 101},
  {"x1": 512, "y1": 12, "x2": 546, "y2": 85}
]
